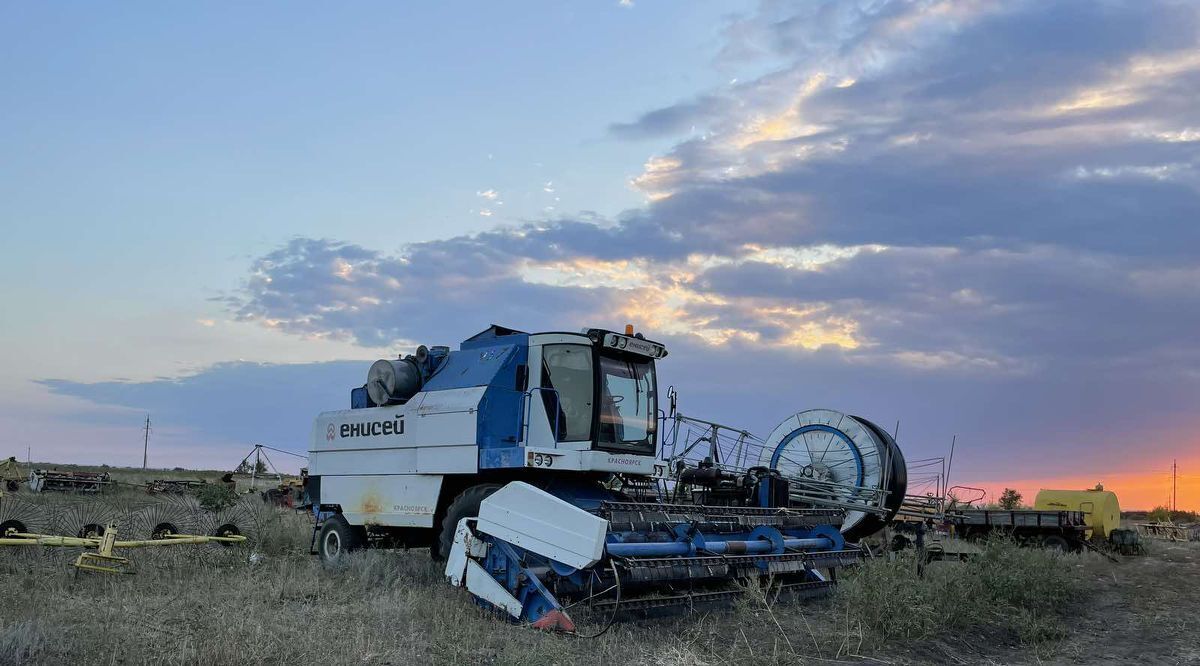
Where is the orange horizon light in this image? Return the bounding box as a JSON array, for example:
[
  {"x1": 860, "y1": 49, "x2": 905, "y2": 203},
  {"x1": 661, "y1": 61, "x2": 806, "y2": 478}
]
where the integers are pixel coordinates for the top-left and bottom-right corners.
[{"x1": 954, "y1": 467, "x2": 1199, "y2": 513}]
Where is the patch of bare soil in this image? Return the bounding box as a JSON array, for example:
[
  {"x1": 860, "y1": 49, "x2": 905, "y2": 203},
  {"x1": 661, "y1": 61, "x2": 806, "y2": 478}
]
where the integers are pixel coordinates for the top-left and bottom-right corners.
[
  {"x1": 970, "y1": 540, "x2": 1200, "y2": 665},
  {"x1": 1060, "y1": 540, "x2": 1200, "y2": 665}
]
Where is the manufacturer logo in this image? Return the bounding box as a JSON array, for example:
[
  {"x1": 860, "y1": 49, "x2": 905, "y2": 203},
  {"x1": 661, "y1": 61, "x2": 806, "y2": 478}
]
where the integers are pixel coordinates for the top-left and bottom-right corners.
[
  {"x1": 607, "y1": 456, "x2": 643, "y2": 467},
  {"x1": 625, "y1": 338, "x2": 654, "y2": 355},
  {"x1": 326, "y1": 424, "x2": 336, "y2": 441},
  {"x1": 337, "y1": 415, "x2": 405, "y2": 439}
]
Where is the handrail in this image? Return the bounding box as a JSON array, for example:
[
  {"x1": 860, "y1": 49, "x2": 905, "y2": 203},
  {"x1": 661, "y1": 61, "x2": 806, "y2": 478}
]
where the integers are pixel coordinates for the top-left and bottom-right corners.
[{"x1": 520, "y1": 387, "x2": 562, "y2": 447}]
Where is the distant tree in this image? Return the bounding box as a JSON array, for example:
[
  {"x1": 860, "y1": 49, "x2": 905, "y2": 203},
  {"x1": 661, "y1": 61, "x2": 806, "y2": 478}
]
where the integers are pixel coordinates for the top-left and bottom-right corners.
[
  {"x1": 254, "y1": 458, "x2": 268, "y2": 475},
  {"x1": 1148, "y1": 505, "x2": 1171, "y2": 522},
  {"x1": 1092, "y1": 482, "x2": 1104, "y2": 491},
  {"x1": 998, "y1": 488, "x2": 1023, "y2": 510},
  {"x1": 234, "y1": 459, "x2": 252, "y2": 474}
]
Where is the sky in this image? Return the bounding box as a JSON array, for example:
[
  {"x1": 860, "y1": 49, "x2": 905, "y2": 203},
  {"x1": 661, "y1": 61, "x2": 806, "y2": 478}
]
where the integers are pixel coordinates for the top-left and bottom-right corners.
[{"x1": 1, "y1": 1, "x2": 1197, "y2": 510}]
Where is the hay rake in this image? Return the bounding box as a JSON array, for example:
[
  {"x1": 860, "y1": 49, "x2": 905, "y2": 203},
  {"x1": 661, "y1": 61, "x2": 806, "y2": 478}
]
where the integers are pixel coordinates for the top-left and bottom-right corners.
[{"x1": 0, "y1": 494, "x2": 253, "y2": 574}]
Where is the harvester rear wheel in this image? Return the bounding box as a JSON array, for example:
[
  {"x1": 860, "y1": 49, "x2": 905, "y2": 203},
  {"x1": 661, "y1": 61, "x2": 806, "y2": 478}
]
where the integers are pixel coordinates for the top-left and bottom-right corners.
[
  {"x1": 318, "y1": 514, "x2": 365, "y2": 566},
  {"x1": 435, "y1": 484, "x2": 501, "y2": 560}
]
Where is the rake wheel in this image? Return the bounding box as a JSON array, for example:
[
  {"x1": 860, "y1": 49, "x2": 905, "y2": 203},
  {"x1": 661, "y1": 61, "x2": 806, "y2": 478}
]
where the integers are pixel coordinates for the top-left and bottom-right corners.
[
  {"x1": 126, "y1": 496, "x2": 203, "y2": 539},
  {"x1": 52, "y1": 501, "x2": 127, "y2": 540},
  {"x1": 0, "y1": 495, "x2": 51, "y2": 536}
]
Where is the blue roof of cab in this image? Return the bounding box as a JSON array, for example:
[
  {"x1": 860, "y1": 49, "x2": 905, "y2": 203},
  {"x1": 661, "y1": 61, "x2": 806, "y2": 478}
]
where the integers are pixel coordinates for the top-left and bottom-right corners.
[{"x1": 460, "y1": 324, "x2": 528, "y2": 350}]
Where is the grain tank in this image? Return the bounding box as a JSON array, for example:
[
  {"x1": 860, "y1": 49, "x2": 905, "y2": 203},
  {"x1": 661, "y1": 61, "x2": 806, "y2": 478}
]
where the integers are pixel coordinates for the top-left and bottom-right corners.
[{"x1": 1034, "y1": 489, "x2": 1121, "y2": 539}]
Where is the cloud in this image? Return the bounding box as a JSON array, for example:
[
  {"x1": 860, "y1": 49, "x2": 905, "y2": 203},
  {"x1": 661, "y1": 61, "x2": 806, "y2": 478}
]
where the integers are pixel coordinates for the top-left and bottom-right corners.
[
  {"x1": 38, "y1": 361, "x2": 365, "y2": 459},
  {"x1": 226, "y1": 1, "x2": 1200, "y2": 380},
  {"x1": 621, "y1": 2, "x2": 1200, "y2": 206},
  {"x1": 609, "y1": 96, "x2": 730, "y2": 141}
]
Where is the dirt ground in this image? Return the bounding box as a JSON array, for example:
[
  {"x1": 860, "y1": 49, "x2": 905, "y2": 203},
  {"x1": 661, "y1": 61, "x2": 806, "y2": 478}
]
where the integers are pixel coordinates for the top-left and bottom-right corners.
[
  {"x1": 893, "y1": 538, "x2": 1200, "y2": 665},
  {"x1": 1059, "y1": 539, "x2": 1200, "y2": 665}
]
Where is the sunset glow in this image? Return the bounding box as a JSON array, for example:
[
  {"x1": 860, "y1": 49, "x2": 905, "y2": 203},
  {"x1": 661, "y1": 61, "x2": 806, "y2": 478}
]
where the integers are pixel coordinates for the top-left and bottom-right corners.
[{"x1": 959, "y1": 459, "x2": 1200, "y2": 512}]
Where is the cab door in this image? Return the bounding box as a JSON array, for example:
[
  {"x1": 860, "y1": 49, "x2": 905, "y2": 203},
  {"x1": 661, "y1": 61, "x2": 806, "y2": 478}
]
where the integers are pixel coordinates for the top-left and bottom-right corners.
[{"x1": 525, "y1": 334, "x2": 595, "y2": 451}]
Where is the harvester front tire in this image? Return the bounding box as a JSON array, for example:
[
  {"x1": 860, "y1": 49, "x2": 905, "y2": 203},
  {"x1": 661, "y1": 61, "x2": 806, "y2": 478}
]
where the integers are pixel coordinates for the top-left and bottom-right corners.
[
  {"x1": 435, "y1": 484, "x2": 501, "y2": 560},
  {"x1": 318, "y1": 514, "x2": 365, "y2": 566}
]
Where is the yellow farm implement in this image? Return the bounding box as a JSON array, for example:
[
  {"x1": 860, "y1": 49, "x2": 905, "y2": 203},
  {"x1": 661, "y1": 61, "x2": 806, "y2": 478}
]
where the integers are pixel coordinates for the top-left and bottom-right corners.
[{"x1": 0, "y1": 521, "x2": 247, "y2": 574}]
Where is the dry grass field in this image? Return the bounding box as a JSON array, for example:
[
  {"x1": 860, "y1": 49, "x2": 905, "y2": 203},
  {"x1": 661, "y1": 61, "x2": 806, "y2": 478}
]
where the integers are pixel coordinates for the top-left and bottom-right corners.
[{"x1": 2, "y1": 486, "x2": 1198, "y2": 665}]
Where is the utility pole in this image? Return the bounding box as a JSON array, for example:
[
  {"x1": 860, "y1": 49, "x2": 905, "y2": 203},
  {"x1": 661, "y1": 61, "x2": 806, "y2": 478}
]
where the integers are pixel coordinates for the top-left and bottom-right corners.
[
  {"x1": 945, "y1": 435, "x2": 957, "y2": 491},
  {"x1": 1172, "y1": 459, "x2": 1177, "y2": 515},
  {"x1": 142, "y1": 415, "x2": 152, "y2": 469}
]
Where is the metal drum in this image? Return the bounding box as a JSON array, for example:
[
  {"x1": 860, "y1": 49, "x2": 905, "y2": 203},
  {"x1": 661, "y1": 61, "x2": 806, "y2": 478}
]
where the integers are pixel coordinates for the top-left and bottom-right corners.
[{"x1": 758, "y1": 409, "x2": 905, "y2": 540}]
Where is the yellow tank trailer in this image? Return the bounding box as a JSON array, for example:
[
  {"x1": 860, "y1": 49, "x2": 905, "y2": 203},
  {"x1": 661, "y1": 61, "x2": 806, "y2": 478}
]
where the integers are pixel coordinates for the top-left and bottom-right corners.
[{"x1": 1034, "y1": 489, "x2": 1121, "y2": 539}]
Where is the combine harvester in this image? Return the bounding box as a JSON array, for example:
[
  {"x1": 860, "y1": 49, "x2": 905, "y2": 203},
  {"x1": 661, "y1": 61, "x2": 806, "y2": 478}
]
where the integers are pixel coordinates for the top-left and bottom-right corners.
[{"x1": 308, "y1": 324, "x2": 907, "y2": 633}]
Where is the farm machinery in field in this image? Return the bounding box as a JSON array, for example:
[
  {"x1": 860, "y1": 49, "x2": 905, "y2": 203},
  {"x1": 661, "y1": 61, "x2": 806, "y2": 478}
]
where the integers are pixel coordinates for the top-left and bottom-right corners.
[
  {"x1": 0, "y1": 519, "x2": 246, "y2": 574},
  {"x1": 28, "y1": 468, "x2": 112, "y2": 493},
  {"x1": 1, "y1": 457, "x2": 24, "y2": 492},
  {"x1": 0, "y1": 493, "x2": 257, "y2": 573},
  {"x1": 307, "y1": 324, "x2": 908, "y2": 633}
]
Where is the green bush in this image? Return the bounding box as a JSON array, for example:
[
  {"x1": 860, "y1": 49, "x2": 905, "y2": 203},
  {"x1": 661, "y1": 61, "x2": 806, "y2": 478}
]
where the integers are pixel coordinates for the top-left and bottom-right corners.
[
  {"x1": 835, "y1": 537, "x2": 1087, "y2": 648},
  {"x1": 194, "y1": 484, "x2": 239, "y2": 513}
]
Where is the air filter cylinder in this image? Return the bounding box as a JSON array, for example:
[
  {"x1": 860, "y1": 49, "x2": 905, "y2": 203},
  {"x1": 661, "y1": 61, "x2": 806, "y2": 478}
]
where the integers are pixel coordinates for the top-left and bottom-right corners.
[{"x1": 366, "y1": 358, "x2": 423, "y2": 405}]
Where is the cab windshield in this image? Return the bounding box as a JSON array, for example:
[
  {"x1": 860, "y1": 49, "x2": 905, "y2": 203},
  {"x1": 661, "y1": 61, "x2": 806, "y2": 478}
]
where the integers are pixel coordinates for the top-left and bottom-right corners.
[{"x1": 596, "y1": 353, "x2": 656, "y2": 453}]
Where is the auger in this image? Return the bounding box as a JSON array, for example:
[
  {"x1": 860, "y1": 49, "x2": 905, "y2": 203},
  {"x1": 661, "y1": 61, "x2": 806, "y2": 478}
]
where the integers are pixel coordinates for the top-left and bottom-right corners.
[{"x1": 307, "y1": 324, "x2": 908, "y2": 632}]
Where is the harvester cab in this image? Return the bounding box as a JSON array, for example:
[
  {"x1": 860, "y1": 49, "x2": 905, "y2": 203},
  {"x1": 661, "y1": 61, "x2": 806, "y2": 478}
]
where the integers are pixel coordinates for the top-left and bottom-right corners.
[
  {"x1": 307, "y1": 324, "x2": 904, "y2": 632},
  {"x1": 309, "y1": 325, "x2": 671, "y2": 544}
]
